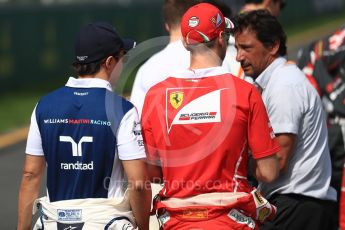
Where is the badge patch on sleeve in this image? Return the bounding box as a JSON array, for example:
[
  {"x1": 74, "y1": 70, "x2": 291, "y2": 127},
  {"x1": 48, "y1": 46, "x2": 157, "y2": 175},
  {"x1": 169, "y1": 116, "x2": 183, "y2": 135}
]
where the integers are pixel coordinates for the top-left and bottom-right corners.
[{"x1": 158, "y1": 210, "x2": 170, "y2": 226}]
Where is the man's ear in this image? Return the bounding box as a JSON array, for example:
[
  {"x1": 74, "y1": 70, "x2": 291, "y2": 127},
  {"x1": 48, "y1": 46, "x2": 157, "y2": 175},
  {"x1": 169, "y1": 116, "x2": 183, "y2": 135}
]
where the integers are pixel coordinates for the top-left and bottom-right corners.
[
  {"x1": 182, "y1": 39, "x2": 188, "y2": 49},
  {"x1": 165, "y1": 23, "x2": 170, "y2": 33},
  {"x1": 269, "y1": 40, "x2": 280, "y2": 56},
  {"x1": 218, "y1": 31, "x2": 227, "y2": 47},
  {"x1": 104, "y1": 56, "x2": 116, "y2": 69}
]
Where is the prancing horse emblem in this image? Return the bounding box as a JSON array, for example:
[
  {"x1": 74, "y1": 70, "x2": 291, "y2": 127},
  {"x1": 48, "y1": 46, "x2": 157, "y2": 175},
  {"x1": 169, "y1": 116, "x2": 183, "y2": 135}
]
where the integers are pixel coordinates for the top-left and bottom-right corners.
[{"x1": 169, "y1": 91, "x2": 184, "y2": 109}]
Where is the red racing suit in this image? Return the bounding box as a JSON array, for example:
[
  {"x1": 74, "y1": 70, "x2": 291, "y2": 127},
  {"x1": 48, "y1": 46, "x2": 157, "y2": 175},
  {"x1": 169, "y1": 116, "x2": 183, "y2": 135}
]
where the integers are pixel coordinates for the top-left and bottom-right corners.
[{"x1": 141, "y1": 69, "x2": 280, "y2": 229}]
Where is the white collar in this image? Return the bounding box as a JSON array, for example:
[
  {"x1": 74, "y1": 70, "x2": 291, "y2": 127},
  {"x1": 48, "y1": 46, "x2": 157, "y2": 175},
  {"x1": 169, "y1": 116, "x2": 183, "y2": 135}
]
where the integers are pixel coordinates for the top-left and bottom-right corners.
[
  {"x1": 65, "y1": 77, "x2": 113, "y2": 91},
  {"x1": 173, "y1": 66, "x2": 229, "y2": 79},
  {"x1": 255, "y1": 57, "x2": 286, "y2": 90}
]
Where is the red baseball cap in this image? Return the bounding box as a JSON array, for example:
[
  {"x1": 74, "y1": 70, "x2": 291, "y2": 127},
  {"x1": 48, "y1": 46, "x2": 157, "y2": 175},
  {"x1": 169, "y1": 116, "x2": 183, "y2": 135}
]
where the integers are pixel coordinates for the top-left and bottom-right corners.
[{"x1": 181, "y1": 3, "x2": 234, "y2": 45}]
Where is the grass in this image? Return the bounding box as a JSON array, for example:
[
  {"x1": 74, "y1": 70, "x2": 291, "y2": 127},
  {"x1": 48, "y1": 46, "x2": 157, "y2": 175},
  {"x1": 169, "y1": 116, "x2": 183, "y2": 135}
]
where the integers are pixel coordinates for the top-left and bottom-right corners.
[{"x1": 0, "y1": 93, "x2": 40, "y2": 134}]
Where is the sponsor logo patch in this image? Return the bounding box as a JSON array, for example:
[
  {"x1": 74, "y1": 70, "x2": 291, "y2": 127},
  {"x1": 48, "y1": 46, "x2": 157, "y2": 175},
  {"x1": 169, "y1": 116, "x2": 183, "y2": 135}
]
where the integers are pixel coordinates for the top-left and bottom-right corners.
[
  {"x1": 56, "y1": 222, "x2": 84, "y2": 230},
  {"x1": 74, "y1": 92, "x2": 89, "y2": 96},
  {"x1": 132, "y1": 121, "x2": 144, "y2": 146},
  {"x1": 188, "y1": 16, "x2": 199, "y2": 27},
  {"x1": 216, "y1": 13, "x2": 223, "y2": 27},
  {"x1": 210, "y1": 13, "x2": 223, "y2": 27},
  {"x1": 60, "y1": 161, "x2": 94, "y2": 170},
  {"x1": 253, "y1": 190, "x2": 264, "y2": 205},
  {"x1": 57, "y1": 209, "x2": 82, "y2": 222},
  {"x1": 181, "y1": 208, "x2": 208, "y2": 220},
  {"x1": 59, "y1": 136, "x2": 94, "y2": 171},
  {"x1": 170, "y1": 91, "x2": 184, "y2": 109},
  {"x1": 76, "y1": 56, "x2": 88, "y2": 61},
  {"x1": 228, "y1": 209, "x2": 255, "y2": 229},
  {"x1": 258, "y1": 207, "x2": 271, "y2": 222},
  {"x1": 179, "y1": 112, "x2": 217, "y2": 121},
  {"x1": 158, "y1": 210, "x2": 170, "y2": 226},
  {"x1": 44, "y1": 119, "x2": 111, "y2": 126},
  {"x1": 166, "y1": 88, "x2": 222, "y2": 132}
]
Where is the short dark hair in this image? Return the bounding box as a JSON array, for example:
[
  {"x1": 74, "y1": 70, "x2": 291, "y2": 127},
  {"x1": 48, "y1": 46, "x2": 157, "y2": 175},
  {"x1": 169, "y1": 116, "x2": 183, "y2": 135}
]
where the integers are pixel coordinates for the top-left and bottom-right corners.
[
  {"x1": 233, "y1": 9, "x2": 287, "y2": 56},
  {"x1": 72, "y1": 59, "x2": 105, "y2": 76},
  {"x1": 184, "y1": 39, "x2": 217, "y2": 53},
  {"x1": 163, "y1": 0, "x2": 203, "y2": 29},
  {"x1": 72, "y1": 50, "x2": 122, "y2": 76}
]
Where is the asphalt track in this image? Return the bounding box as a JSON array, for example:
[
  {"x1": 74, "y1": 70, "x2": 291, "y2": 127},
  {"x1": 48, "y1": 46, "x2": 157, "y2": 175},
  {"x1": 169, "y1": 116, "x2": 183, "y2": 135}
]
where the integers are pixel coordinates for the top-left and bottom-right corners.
[{"x1": 0, "y1": 141, "x2": 46, "y2": 229}]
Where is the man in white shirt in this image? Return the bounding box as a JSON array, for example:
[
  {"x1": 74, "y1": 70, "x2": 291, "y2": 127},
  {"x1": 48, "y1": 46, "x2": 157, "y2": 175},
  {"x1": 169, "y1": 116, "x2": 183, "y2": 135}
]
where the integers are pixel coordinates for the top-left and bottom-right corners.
[
  {"x1": 233, "y1": 10, "x2": 337, "y2": 230},
  {"x1": 130, "y1": 0, "x2": 199, "y2": 116}
]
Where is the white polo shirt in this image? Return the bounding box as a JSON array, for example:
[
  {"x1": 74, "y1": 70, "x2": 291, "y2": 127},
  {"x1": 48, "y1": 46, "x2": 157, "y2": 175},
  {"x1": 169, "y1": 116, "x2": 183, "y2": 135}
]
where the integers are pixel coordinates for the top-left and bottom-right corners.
[
  {"x1": 130, "y1": 40, "x2": 190, "y2": 116},
  {"x1": 257, "y1": 57, "x2": 337, "y2": 201}
]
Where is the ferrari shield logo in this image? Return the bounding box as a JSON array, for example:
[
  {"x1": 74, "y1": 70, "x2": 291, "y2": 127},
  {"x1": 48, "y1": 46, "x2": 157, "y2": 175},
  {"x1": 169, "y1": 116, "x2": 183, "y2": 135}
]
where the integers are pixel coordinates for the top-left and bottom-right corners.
[{"x1": 170, "y1": 91, "x2": 184, "y2": 109}]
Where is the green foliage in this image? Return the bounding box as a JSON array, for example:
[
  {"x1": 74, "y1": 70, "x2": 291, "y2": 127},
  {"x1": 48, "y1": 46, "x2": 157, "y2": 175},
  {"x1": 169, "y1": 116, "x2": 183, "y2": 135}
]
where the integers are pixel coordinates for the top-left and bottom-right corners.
[
  {"x1": 0, "y1": 93, "x2": 40, "y2": 133},
  {"x1": 284, "y1": 9, "x2": 345, "y2": 38}
]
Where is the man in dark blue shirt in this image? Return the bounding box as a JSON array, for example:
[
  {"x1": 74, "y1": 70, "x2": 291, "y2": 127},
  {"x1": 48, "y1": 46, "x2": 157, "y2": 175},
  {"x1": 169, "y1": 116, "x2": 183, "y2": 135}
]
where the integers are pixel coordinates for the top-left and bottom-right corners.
[{"x1": 17, "y1": 22, "x2": 151, "y2": 230}]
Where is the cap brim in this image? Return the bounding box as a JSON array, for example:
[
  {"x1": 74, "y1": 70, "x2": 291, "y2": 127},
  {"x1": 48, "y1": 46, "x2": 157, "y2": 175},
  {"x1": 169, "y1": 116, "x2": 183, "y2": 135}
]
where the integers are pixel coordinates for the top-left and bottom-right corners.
[
  {"x1": 225, "y1": 17, "x2": 235, "y2": 30},
  {"x1": 123, "y1": 38, "x2": 136, "y2": 52}
]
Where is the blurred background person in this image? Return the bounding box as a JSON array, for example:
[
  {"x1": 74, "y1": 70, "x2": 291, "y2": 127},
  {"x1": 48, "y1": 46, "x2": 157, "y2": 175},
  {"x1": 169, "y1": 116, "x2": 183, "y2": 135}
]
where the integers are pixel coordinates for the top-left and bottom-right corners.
[
  {"x1": 240, "y1": 0, "x2": 286, "y2": 17},
  {"x1": 233, "y1": 10, "x2": 337, "y2": 230},
  {"x1": 297, "y1": 24, "x2": 345, "y2": 229},
  {"x1": 130, "y1": 0, "x2": 203, "y2": 116}
]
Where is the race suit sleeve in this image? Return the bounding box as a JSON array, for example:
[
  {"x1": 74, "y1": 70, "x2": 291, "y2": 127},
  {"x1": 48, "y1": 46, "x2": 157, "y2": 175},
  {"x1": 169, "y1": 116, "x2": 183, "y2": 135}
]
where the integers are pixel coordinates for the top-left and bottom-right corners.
[
  {"x1": 248, "y1": 87, "x2": 280, "y2": 159},
  {"x1": 141, "y1": 91, "x2": 160, "y2": 162}
]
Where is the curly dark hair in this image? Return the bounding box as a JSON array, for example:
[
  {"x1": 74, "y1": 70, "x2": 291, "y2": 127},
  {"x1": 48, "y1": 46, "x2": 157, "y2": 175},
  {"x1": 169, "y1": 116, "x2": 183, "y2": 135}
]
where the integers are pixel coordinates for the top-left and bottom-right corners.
[{"x1": 232, "y1": 9, "x2": 287, "y2": 56}]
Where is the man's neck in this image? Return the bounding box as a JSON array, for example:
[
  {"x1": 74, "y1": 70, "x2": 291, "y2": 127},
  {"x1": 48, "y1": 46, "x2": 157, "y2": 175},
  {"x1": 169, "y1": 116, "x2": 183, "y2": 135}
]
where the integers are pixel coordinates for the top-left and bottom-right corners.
[
  {"x1": 169, "y1": 27, "x2": 183, "y2": 43},
  {"x1": 189, "y1": 51, "x2": 223, "y2": 69},
  {"x1": 78, "y1": 69, "x2": 109, "y2": 81}
]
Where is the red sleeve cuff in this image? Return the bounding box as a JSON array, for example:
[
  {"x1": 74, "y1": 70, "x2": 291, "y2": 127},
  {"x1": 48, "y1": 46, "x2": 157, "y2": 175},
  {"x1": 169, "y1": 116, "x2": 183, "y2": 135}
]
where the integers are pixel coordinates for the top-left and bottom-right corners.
[{"x1": 252, "y1": 145, "x2": 280, "y2": 160}]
